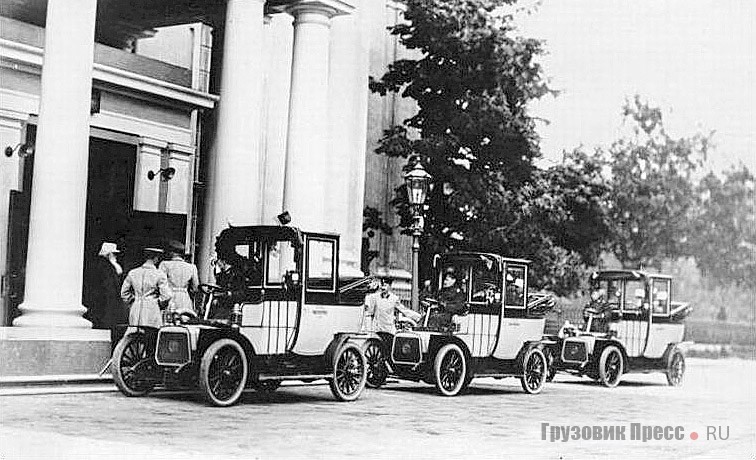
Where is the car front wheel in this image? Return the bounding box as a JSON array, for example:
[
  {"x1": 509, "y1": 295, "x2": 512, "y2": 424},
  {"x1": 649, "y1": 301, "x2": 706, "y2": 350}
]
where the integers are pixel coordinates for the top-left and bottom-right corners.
[
  {"x1": 199, "y1": 339, "x2": 248, "y2": 407},
  {"x1": 434, "y1": 343, "x2": 467, "y2": 396},
  {"x1": 597, "y1": 345, "x2": 623, "y2": 388},
  {"x1": 112, "y1": 333, "x2": 157, "y2": 397},
  {"x1": 364, "y1": 339, "x2": 388, "y2": 389}
]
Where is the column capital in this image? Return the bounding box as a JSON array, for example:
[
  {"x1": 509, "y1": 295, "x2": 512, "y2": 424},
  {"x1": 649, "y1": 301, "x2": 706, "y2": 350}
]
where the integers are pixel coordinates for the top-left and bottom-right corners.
[{"x1": 284, "y1": 0, "x2": 355, "y2": 20}]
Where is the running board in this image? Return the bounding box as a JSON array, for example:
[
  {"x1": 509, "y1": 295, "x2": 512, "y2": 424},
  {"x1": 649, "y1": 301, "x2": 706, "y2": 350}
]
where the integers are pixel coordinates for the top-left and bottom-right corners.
[
  {"x1": 476, "y1": 373, "x2": 518, "y2": 379},
  {"x1": 257, "y1": 374, "x2": 331, "y2": 381}
]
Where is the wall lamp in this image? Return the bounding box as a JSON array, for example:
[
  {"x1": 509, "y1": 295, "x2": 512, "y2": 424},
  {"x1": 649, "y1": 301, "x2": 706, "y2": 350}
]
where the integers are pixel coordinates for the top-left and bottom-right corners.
[
  {"x1": 4, "y1": 143, "x2": 34, "y2": 158},
  {"x1": 147, "y1": 167, "x2": 176, "y2": 181}
]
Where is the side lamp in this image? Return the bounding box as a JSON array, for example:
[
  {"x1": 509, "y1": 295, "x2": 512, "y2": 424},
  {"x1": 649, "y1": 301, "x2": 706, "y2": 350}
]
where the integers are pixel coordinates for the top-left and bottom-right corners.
[
  {"x1": 147, "y1": 167, "x2": 176, "y2": 181},
  {"x1": 4, "y1": 143, "x2": 34, "y2": 158}
]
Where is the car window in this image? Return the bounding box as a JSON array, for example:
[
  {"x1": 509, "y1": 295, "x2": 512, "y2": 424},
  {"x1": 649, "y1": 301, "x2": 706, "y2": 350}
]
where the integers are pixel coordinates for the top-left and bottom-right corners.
[
  {"x1": 651, "y1": 278, "x2": 670, "y2": 314},
  {"x1": 623, "y1": 280, "x2": 645, "y2": 310},
  {"x1": 471, "y1": 263, "x2": 501, "y2": 304},
  {"x1": 233, "y1": 242, "x2": 263, "y2": 287},
  {"x1": 593, "y1": 279, "x2": 622, "y2": 306},
  {"x1": 266, "y1": 240, "x2": 296, "y2": 285},
  {"x1": 505, "y1": 265, "x2": 526, "y2": 308},
  {"x1": 307, "y1": 239, "x2": 335, "y2": 291}
]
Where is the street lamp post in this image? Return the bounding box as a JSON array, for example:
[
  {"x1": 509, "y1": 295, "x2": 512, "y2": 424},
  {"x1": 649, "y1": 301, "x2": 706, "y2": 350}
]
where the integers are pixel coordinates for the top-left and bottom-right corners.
[{"x1": 404, "y1": 160, "x2": 431, "y2": 312}]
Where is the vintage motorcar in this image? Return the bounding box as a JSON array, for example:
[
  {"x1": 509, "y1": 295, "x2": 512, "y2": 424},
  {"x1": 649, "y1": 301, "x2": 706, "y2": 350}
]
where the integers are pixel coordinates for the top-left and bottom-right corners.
[
  {"x1": 543, "y1": 270, "x2": 692, "y2": 387},
  {"x1": 111, "y1": 225, "x2": 373, "y2": 406},
  {"x1": 363, "y1": 252, "x2": 555, "y2": 396}
]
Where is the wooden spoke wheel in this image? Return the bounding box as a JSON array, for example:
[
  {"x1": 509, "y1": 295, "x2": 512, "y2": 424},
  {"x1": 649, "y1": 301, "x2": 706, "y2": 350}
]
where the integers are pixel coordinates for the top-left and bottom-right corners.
[
  {"x1": 329, "y1": 343, "x2": 367, "y2": 402},
  {"x1": 112, "y1": 333, "x2": 157, "y2": 397},
  {"x1": 666, "y1": 348, "x2": 685, "y2": 387},
  {"x1": 597, "y1": 345, "x2": 624, "y2": 388},
  {"x1": 520, "y1": 347, "x2": 547, "y2": 394},
  {"x1": 434, "y1": 343, "x2": 468, "y2": 396},
  {"x1": 364, "y1": 339, "x2": 389, "y2": 389}
]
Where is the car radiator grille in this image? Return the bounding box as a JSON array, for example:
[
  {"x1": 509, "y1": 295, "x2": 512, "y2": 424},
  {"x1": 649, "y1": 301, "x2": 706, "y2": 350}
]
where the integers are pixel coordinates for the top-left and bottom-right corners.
[
  {"x1": 562, "y1": 339, "x2": 588, "y2": 363},
  {"x1": 392, "y1": 335, "x2": 421, "y2": 364},
  {"x1": 156, "y1": 330, "x2": 191, "y2": 366}
]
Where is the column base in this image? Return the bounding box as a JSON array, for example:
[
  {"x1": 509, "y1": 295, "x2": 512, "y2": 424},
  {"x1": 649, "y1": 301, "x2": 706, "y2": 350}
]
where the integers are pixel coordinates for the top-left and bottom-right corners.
[{"x1": 13, "y1": 302, "x2": 92, "y2": 329}]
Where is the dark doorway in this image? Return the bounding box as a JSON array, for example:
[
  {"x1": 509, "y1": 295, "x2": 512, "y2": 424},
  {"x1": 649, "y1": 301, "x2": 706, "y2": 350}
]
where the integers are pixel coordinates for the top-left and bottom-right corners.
[
  {"x1": 83, "y1": 138, "x2": 136, "y2": 261},
  {"x1": 81, "y1": 138, "x2": 136, "y2": 323},
  {"x1": 4, "y1": 125, "x2": 36, "y2": 325}
]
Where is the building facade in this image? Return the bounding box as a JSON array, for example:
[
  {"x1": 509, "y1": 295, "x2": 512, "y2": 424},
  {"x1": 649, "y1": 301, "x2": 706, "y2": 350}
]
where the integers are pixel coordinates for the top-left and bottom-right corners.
[{"x1": 0, "y1": 0, "x2": 413, "y2": 347}]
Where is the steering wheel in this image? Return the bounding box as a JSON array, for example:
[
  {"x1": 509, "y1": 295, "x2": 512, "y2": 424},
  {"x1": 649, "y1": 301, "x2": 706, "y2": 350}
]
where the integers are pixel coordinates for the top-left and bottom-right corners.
[{"x1": 199, "y1": 283, "x2": 227, "y2": 296}]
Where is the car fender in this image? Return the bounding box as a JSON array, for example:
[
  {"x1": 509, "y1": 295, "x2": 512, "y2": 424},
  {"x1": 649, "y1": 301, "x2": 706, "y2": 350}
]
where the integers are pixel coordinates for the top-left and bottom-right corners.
[
  {"x1": 662, "y1": 342, "x2": 683, "y2": 363},
  {"x1": 592, "y1": 338, "x2": 629, "y2": 373},
  {"x1": 515, "y1": 341, "x2": 546, "y2": 372},
  {"x1": 196, "y1": 327, "x2": 255, "y2": 362},
  {"x1": 427, "y1": 334, "x2": 472, "y2": 364},
  {"x1": 324, "y1": 332, "x2": 372, "y2": 368}
]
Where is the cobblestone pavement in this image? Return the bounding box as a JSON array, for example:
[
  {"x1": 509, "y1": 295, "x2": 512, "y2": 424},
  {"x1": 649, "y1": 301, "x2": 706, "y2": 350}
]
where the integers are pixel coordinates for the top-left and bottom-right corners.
[{"x1": 1, "y1": 358, "x2": 754, "y2": 459}]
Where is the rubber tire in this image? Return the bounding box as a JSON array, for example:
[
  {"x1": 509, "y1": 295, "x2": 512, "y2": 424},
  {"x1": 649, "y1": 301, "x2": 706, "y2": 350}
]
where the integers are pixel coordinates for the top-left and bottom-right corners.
[
  {"x1": 544, "y1": 347, "x2": 558, "y2": 382},
  {"x1": 597, "y1": 345, "x2": 623, "y2": 388},
  {"x1": 364, "y1": 339, "x2": 388, "y2": 389},
  {"x1": 199, "y1": 339, "x2": 248, "y2": 407},
  {"x1": 112, "y1": 333, "x2": 156, "y2": 397},
  {"x1": 520, "y1": 347, "x2": 547, "y2": 394},
  {"x1": 329, "y1": 343, "x2": 368, "y2": 402},
  {"x1": 666, "y1": 348, "x2": 685, "y2": 387},
  {"x1": 434, "y1": 343, "x2": 468, "y2": 397}
]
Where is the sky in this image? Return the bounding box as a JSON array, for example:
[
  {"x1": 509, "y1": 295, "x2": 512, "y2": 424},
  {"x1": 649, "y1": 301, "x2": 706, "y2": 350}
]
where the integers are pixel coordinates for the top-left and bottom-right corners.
[{"x1": 516, "y1": 0, "x2": 755, "y2": 173}]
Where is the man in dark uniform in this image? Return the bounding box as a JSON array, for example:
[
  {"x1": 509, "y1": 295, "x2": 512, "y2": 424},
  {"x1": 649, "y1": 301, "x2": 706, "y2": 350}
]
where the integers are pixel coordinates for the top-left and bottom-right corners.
[{"x1": 426, "y1": 267, "x2": 468, "y2": 331}]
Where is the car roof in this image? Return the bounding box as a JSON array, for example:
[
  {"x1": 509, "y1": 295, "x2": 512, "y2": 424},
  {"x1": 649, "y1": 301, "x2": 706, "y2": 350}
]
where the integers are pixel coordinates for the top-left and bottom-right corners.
[
  {"x1": 591, "y1": 270, "x2": 673, "y2": 281},
  {"x1": 441, "y1": 251, "x2": 531, "y2": 266}
]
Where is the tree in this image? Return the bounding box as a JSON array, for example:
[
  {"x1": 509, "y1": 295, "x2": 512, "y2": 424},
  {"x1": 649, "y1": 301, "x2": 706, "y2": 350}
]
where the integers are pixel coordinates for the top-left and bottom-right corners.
[
  {"x1": 370, "y1": 0, "x2": 612, "y2": 295},
  {"x1": 599, "y1": 96, "x2": 712, "y2": 269},
  {"x1": 689, "y1": 165, "x2": 756, "y2": 289}
]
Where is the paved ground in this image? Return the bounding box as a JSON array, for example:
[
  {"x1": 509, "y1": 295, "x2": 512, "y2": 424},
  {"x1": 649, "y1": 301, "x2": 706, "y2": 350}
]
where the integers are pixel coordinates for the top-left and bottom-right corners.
[{"x1": 1, "y1": 358, "x2": 754, "y2": 459}]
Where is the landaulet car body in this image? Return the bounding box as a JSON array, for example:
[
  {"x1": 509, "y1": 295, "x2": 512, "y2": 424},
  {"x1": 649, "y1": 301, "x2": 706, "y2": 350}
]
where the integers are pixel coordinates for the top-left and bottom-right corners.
[
  {"x1": 363, "y1": 251, "x2": 556, "y2": 396},
  {"x1": 111, "y1": 225, "x2": 374, "y2": 406},
  {"x1": 543, "y1": 269, "x2": 690, "y2": 388}
]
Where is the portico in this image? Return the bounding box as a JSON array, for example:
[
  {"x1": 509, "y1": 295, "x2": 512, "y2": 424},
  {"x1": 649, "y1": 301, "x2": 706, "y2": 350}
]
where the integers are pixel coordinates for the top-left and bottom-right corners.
[{"x1": 0, "y1": 0, "x2": 373, "y2": 378}]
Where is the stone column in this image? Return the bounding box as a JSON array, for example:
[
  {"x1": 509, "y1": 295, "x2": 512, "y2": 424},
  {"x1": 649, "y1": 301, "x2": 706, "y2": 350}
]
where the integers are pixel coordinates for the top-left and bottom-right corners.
[
  {"x1": 14, "y1": 0, "x2": 98, "y2": 328},
  {"x1": 199, "y1": 0, "x2": 266, "y2": 276},
  {"x1": 326, "y1": 3, "x2": 370, "y2": 277},
  {"x1": 282, "y1": 0, "x2": 353, "y2": 232}
]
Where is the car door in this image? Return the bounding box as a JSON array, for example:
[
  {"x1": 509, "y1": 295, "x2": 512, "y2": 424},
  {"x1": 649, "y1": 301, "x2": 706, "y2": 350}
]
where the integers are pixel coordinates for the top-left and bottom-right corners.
[
  {"x1": 616, "y1": 278, "x2": 651, "y2": 357},
  {"x1": 291, "y1": 235, "x2": 361, "y2": 356}
]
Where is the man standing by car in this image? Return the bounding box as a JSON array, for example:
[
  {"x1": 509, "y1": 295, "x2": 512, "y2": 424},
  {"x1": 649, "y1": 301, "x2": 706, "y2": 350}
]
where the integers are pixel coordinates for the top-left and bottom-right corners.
[
  {"x1": 363, "y1": 277, "x2": 420, "y2": 346},
  {"x1": 364, "y1": 277, "x2": 402, "y2": 345}
]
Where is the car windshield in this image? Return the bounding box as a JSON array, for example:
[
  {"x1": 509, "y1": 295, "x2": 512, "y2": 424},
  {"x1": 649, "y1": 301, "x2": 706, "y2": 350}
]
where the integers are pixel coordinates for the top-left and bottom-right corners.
[{"x1": 591, "y1": 279, "x2": 622, "y2": 306}]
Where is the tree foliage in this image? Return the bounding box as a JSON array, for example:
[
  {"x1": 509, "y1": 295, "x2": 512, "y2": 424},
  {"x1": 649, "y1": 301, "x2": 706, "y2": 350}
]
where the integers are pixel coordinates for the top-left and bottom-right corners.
[
  {"x1": 598, "y1": 96, "x2": 712, "y2": 269},
  {"x1": 369, "y1": 0, "x2": 612, "y2": 295},
  {"x1": 689, "y1": 166, "x2": 756, "y2": 289}
]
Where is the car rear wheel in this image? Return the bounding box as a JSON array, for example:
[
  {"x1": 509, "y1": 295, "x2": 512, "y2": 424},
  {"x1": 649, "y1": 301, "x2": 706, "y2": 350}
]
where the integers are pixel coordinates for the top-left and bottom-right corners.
[
  {"x1": 112, "y1": 333, "x2": 156, "y2": 397},
  {"x1": 434, "y1": 343, "x2": 467, "y2": 396},
  {"x1": 329, "y1": 343, "x2": 367, "y2": 402},
  {"x1": 520, "y1": 347, "x2": 547, "y2": 394},
  {"x1": 364, "y1": 339, "x2": 388, "y2": 389},
  {"x1": 666, "y1": 348, "x2": 685, "y2": 387},
  {"x1": 199, "y1": 339, "x2": 248, "y2": 407},
  {"x1": 598, "y1": 345, "x2": 623, "y2": 388}
]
